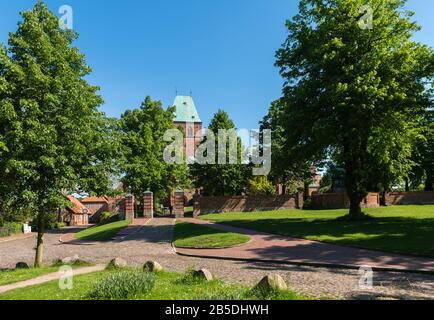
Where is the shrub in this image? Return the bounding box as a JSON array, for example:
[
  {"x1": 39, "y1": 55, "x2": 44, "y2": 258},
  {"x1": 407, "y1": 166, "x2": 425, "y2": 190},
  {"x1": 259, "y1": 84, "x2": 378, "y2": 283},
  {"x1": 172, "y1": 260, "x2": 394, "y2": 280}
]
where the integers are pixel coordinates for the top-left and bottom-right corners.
[
  {"x1": 247, "y1": 176, "x2": 277, "y2": 196},
  {"x1": 0, "y1": 222, "x2": 22, "y2": 237},
  {"x1": 98, "y1": 213, "x2": 119, "y2": 225},
  {"x1": 87, "y1": 271, "x2": 155, "y2": 300},
  {"x1": 100, "y1": 212, "x2": 113, "y2": 221},
  {"x1": 48, "y1": 222, "x2": 67, "y2": 229}
]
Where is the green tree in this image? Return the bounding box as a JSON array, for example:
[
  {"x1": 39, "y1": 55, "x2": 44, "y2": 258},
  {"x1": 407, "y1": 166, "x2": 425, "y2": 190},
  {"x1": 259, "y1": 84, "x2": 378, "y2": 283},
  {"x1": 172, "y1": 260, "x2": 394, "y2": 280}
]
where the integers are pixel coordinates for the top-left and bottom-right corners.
[
  {"x1": 409, "y1": 109, "x2": 434, "y2": 191},
  {"x1": 120, "y1": 96, "x2": 190, "y2": 200},
  {"x1": 260, "y1": 99, "x2": 318, "y2": 193},
  {"x1": 0, "y1": 2, "x2": 114, "y2": 266},
  {"x1": 191, "y1": 110, "x2": 249, "y2": 196},
  {"x1": 275, "y1": 0, "x2": 434, "y2": 218}
]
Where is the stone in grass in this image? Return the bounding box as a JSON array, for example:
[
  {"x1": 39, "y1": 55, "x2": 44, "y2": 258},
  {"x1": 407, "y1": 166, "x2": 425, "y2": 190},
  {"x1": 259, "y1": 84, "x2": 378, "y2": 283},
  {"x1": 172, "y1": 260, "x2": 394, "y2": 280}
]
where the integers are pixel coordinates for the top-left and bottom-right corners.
[
  {"x1": 255, "y1": 274, "x2": 287, "y2": 293},
  {"x1": 15, "y1": 262, "x2": 29, "y2": 269},
  {"x1": 108, "y1": 257, "x2": 127, "y2": 269},
  {"x1": 143, "y1": 261, "x2": 163, "y2": 273},
  {"x1": 61, "y1": 254, "x2": 80, "y2": 265},
  {"x1": 193, "y1": 269, "x2": 214, "y2": 282}
]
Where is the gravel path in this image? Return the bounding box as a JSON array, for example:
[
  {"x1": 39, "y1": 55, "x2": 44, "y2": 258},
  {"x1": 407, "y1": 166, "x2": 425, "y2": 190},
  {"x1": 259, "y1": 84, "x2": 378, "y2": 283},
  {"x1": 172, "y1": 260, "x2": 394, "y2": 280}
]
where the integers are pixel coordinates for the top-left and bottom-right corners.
[{"x1": 0, "y1": 218, "x2": 433, "y2": 300}]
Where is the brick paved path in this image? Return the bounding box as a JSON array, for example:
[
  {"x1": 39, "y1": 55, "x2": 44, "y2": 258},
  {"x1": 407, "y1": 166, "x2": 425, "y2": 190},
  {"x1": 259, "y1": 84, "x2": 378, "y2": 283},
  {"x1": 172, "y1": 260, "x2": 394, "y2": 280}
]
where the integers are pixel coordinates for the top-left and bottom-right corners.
[{"x1": 177, "y1": 218, "x2": 434, "y2": 273}]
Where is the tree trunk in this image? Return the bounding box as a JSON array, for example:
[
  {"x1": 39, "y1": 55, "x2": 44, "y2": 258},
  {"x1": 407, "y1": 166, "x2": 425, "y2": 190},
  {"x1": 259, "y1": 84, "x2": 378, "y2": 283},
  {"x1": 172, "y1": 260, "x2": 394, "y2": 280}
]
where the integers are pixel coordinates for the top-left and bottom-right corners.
[
  {"x1": 348, "y1": 192, "x2": 364, "y2": 218},
  {"x1": 379, "y1": 190, "x2": 387, "y2": 206},
  {"x1": 405, "y1": 178, "x2": 410, "y2": 192},
  {"x1": 344, "y1": 142, "x2": 367, "y2": 219},
  {"x1": 34, "y1": 214, "x2": 45, "y2": 268},
  {"x1": 425, "y1": 169, "x2": 433, "y2": 192}
]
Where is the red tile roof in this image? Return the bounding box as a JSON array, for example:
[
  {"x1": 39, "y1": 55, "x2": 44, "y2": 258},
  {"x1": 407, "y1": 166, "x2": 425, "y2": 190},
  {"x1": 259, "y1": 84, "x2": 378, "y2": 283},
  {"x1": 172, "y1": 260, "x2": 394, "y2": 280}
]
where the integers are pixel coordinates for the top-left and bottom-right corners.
[
  {"x1": 80, "y1": 196, "x2": 109, "y2": 204},
  {"x1": 67, "y1": 196, "x2": 88, "y2": 215}
]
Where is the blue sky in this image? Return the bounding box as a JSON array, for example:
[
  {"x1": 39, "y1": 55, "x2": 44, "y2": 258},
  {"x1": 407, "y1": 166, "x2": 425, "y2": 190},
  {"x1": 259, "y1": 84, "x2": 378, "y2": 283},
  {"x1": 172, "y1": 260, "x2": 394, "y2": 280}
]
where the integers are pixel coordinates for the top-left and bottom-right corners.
[{"x1": 0, "y1": 0, "x2": 433, "y2": 130}]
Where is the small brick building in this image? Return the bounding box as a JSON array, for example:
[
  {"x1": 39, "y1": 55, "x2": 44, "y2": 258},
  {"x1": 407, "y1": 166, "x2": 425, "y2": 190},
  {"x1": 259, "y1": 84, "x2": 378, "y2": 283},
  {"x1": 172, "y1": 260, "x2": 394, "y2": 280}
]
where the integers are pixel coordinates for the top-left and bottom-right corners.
[{"x1": 62, "y1": 196, "x2": 90, "y2": 226}]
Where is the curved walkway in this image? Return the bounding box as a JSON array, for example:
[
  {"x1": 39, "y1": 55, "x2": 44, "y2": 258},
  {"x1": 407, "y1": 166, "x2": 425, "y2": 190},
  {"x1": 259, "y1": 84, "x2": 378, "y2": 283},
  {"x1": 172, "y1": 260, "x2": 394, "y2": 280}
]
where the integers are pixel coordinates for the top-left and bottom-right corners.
[{"x1": 176, "y1": 218, "x2": 434, "y2": 274}]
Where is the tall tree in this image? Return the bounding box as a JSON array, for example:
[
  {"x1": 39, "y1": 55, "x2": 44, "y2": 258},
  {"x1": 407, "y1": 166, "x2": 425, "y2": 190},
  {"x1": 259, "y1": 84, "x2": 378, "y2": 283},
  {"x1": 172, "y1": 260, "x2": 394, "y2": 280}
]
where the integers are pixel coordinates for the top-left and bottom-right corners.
[
  {"x1": 275, "y1": 0, "x2": 434, "y2": 218},
  {"x1": 410, "y1": 109, "x2": 434, "y2": 191},
  {"x1": 120, "y1": 96, "x2": 190, "y2": 200},
  {"x1": 191, "y1": 110, "x2": 249, "y2": 196},
  {"x1": 0, "y1": 2, "x2": 114, "y2": 266}
]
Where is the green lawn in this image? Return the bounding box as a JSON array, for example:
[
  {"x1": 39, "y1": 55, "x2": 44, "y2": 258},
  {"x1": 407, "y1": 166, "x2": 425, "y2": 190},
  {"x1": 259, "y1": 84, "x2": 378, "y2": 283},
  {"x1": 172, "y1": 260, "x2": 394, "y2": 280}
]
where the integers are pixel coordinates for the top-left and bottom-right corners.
[
  {"x1": 0, "y1": 267, "x2": 60, "y2": 286},
  {"x1": 200, "y1": 205, "x2": 434, "y2": 257},
  {"x1": 0, "y1": 269, "x2": 306, "y2": 300},
  {"x1": 74, "y1": 220, "x2": 131, "y2": 241},
  {"x1": 0, "y1": 261, "x2": 93, "y2": 287},
  {"x1": 173, "y1": 221, "x2": 251, "y2": 249}
]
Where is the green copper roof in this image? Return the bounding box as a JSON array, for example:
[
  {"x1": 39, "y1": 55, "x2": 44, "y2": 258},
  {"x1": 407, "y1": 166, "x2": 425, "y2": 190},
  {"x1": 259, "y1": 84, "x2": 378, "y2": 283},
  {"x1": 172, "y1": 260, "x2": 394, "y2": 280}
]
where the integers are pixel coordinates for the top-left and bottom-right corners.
[{"x1": 173, "y1": 96, "x2": 202, "y2": 123}]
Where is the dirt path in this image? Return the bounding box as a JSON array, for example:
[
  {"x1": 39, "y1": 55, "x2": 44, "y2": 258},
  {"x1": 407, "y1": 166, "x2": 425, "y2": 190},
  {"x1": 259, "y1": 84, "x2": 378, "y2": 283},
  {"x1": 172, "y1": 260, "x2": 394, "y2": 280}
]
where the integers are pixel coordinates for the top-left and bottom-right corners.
[{"x1": 0, "y1": 265, "x2": 105, "y2": 294}]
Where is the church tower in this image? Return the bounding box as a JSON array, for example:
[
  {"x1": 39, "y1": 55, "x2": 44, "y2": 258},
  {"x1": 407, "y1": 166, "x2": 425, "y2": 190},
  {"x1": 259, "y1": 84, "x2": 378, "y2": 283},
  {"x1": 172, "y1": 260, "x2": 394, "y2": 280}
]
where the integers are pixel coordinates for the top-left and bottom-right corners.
[{"x1": 173, "y1": 95, "x2": 202, "y2": 160}]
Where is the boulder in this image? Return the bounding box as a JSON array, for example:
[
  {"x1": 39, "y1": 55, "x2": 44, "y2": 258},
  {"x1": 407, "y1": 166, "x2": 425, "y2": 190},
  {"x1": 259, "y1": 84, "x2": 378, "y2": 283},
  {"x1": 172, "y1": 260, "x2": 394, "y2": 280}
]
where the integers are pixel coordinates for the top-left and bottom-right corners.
[
  {"x1": 61, "y1": 255, "x2": 80, "y2": 265},
  {"x1": 143, "y1": 261, "x2": 163, "y2": 273},
  {"x1": 193, "y1": 269, "x2": 213, "y2": 282},
  {"x1": 15, "y1": 262, "x2": 29, "y2": 269},
  {"x1": 108, "y1": 257, "x2": 127, "y2": 269},
  {"x1": 255, "y1": 274, "x2": 287, "y2": 293}
]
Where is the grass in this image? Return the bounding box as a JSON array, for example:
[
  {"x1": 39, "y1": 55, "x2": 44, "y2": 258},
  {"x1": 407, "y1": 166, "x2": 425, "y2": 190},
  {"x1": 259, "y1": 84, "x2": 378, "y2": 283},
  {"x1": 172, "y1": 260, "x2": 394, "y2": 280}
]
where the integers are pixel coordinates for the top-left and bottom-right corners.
[
  {"x1": 0, "y1": 268, "x2": 306, "y2": 300},
  {"x1": 0, "y1": 261, "x2": 93, "y2": 286},
  {"x1": 173, "y1": 221, "x2": 251, "y2": 249},
  {"x1": 0, "y1": 267, "x2": 60, "y2": 287},
  {"x1": 200, "y1": 205, "x2": 434, "y2": 257},
  {"x1": 74, "y1": 220, "x2": 131, "y2": 241}
]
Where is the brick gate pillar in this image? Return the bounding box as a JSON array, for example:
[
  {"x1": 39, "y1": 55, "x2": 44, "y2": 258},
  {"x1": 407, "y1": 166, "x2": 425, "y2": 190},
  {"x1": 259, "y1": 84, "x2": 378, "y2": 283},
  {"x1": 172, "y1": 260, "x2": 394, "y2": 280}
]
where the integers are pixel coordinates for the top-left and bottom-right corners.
[
  {"x1": 125, "y1": 194, "x2": 135, "y2": 221},
  {"x1": 173, "y1": 190, "x2": 185, "y2": 218},
  {"x1": 143, "y1": 191, "x2": 154, "y2": 219}
]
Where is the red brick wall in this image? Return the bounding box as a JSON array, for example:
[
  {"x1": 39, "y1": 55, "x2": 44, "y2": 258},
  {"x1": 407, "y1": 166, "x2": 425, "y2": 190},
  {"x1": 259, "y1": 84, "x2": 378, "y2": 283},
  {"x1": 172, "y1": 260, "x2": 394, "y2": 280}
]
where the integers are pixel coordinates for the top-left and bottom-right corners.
[
  {"x1": 196, "y1": 194, "x2": 303, "y2": 215},
  {"x1": 311, "y1": 193, "x2": 379, "y2": 209},
  {"x1": 385, "y1": 192, "x2": 434, "y2": 205}
]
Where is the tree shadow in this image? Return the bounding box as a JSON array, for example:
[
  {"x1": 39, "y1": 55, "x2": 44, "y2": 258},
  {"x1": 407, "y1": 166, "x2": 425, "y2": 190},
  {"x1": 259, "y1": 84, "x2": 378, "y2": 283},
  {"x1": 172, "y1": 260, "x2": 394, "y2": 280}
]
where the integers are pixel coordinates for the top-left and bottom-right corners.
[{"x1": 216, "y1": 216, "x2": 434, "y2": 257}]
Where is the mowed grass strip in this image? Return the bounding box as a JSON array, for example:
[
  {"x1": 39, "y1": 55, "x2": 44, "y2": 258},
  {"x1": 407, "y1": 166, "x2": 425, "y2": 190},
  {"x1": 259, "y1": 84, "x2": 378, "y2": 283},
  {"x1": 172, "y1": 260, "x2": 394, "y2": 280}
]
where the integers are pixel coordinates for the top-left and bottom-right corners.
[
  {"x1": 173, "y1": 221, "x2": 251, "y2": 249},
  {"x1": 0, "y1": 269, "x2": 306, "y2": 300},
  {"x1": 75, "y1": 220, "x2": 131, "y2": 241},
  {"x1": 200, "y1": 206, "x2": 434, "y2": 256}
]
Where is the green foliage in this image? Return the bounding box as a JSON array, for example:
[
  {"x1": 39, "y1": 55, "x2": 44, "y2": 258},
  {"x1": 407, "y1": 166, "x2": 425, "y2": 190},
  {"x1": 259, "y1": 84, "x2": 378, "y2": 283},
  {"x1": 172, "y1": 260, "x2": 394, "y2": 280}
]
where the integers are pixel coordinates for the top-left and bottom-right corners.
[
  {"x1": 119, "y1": 96, "x2": 190, "y2": 199},
  {"x1": 409, "y1": 109, "x2": 434, "y2": 191},
  {"x1": 273, "y1": 0, "x2": 434, "y2": 216},
  {"x1": 48, "y1": 222, "x2": 67, "y2": 229},
  {"x1": 86, "y1": 271, "x2": 155, "y2": 300},
  {"x1": 247, "y1": 176, "x2": 276, "y2": 196},
  {"x1": 0, "y1": 2, "x2": 117, "y2": 265},
  {"x1": 191, "y1": 110, "x2": 250, "y2": 196},
  {"x1": 0, "y1": 222, "x2": 22, "y2": 237}
]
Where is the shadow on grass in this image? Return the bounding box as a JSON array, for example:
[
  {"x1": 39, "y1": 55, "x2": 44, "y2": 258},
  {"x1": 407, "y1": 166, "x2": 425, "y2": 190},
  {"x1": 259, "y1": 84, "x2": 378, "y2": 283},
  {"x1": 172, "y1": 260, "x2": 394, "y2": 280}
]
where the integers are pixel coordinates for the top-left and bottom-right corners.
[{"x1": 215, "y1": 217, "x2": 434, "y2": 257}]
